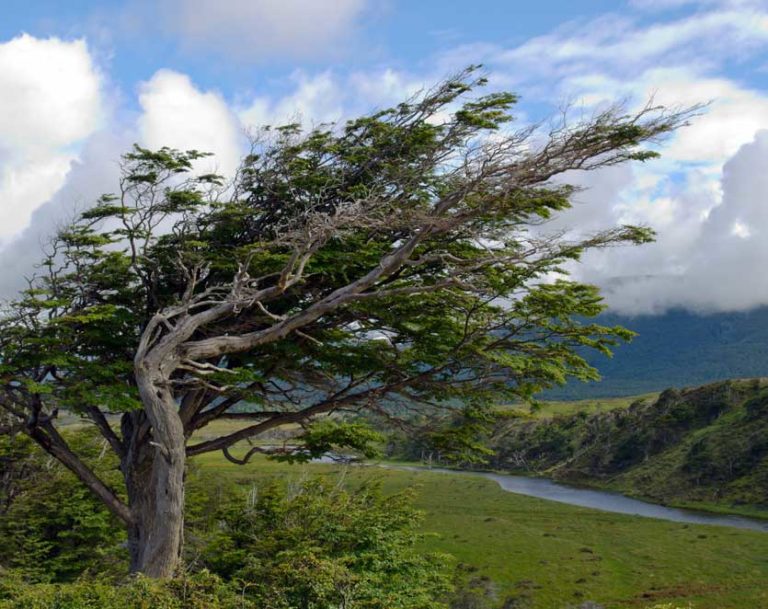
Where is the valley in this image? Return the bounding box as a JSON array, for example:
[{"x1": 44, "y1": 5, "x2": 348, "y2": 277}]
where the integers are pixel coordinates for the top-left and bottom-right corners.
[
  {"x1": 191, "y1": 452, "x2": 768, "y2": 609},
  {"x1": 391, "y1": 379, "x2": 768, "y2": 518}
]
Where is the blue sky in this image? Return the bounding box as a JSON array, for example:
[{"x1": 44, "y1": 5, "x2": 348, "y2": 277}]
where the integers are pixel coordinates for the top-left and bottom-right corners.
[
  {"x1": 0, "y1": 1, "x2": 637, "y2": 93},
  {"x1": 1, "y1": 0, "x2": 768, "y2": 313}
]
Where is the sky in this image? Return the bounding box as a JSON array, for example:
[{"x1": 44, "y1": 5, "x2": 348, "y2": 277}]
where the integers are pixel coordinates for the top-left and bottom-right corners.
[{"x1": 1, "y1": 0, "x2": 767, "y2": 315}]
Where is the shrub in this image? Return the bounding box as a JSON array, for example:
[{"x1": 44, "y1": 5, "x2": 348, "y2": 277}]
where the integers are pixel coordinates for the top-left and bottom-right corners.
[
  {"x1": 0, "y1": 572, "x2": 245, "y2": 609},
  {"x1": 0, "y1": 432, "x2": 125, "y2": 581},
  {"x1": 195, "y1": 478, "x2": 453, "y2": 609}
]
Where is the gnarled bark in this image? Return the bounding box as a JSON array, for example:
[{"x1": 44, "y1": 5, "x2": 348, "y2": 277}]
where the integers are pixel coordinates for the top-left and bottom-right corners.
[{"x1": 123, "y1": 362, "x2": 186, "y2": 577}]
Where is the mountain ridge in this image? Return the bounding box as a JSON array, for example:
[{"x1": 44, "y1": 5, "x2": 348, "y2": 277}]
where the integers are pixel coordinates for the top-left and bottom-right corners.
[{"x1": 549, "y1": 305, "x2": 768, "y2": 399}]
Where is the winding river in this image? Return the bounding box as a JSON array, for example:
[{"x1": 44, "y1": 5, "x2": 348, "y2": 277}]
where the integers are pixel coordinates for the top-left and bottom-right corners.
[{"x1": 387, "y1": 465, "x2": 768, "y2": 532}]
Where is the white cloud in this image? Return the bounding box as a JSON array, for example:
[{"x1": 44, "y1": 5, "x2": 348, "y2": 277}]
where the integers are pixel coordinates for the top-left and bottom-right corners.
[
  {"x1": 138, "y1": 70, "x2": 244, "y2": 176},
  {"x1": 196, "y1": 3, "x2": 768, "y2": 316},
  {"x1": 0, "y1": 156, "x2": 73, "y2": 241},
  {"x1": 594, "y1": 132, "x2": 768, "y2": 313},
  {"x1": 630, "y1": 0, "x2": 766, "y2": 10},
  {"x1": 238, "y1": 68, "x2": 426, "y2": 132},
  {"x1": 0, "y1": 132, "x2": 128, "y2": 298},
  {"x1": 562, "y1": 68, "x2": 768, "y2": 167},
  {"x1": 159, "y1": 0, "x2": 368, "y2": 61},
  {"x1": 0, "y1": 64, "x2": 250, "y2": 299},
  {"x1": 3, "y1": 2, "x2": 768, "y2": 318},
  {"x1": 497, "y1": 8, "x2": 768, "y2": 79},
  {"x1": 239, "y1": 71, "x2": 345, "y2": 129},
  {"x1": 0, "y1": 35, "x2": 102, "y2": 153},
  {"x1": 0, "y1": 34, "x2": 102, "y2": 244}
]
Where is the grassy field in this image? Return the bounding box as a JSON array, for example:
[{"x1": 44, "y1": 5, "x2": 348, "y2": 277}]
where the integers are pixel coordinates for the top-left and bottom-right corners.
[
  {"x1": 190, "y1": 451, "x2": 768, "y2": 609},
  {"x1": 505, "y1": 392, "x2": 660, "y2": 419}
]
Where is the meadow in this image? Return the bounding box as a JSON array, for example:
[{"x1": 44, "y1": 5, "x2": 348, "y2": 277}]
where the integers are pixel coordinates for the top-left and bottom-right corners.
[
  {"x1": 191, "y1": 451, "x2": 768, "y2": 609},
  {"x1": 525, "y1": 393, "x2": 659, "y2": 418}
]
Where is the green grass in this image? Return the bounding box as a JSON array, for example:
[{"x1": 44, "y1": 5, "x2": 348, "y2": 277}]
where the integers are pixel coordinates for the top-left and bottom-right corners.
[
  {"x1": 504, "y1": 392, "x2": 659, "y2": 419},
  {"x1": 190, "y1": 451, "x2": 768, "y2": 609}
]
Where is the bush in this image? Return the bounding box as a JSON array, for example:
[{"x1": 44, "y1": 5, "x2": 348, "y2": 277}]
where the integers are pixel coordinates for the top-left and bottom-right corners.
[
  {"x1": 0, "y1": 432, "x2": 125, "y2": 581},
  {"x1": 0, "y1": 571, "x2": 245, "y2": 609},
  {"x1": 1, "y1": 432, "x2": 454, "y2": 607},
  {"x1": 194, "y1": 478, "x2": 453, "y2": 609}
]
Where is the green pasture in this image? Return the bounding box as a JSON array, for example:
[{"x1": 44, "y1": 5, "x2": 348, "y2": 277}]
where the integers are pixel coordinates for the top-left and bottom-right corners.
[{"x1": 190, "y1": 451, "x2": 768, "y2": 609}]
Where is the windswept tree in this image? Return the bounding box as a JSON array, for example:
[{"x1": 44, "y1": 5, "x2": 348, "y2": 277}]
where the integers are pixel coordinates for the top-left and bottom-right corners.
[{"x1": 0, "y1": 68, "x2": 694, "y2": 577}]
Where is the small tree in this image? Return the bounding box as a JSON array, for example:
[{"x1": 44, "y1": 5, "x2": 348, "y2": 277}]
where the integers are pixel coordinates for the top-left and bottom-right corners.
[{"x1": 0, "y1": 67, "x2": 694, "y2": 576}]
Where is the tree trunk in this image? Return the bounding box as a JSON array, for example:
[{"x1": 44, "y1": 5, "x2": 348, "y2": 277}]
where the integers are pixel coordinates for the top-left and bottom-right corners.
[
  {"x1": 122, "y1": 362, "x2": 187, "y2": 578},
  {"x1": 122, "y1": 437, "x2": 185, "y2": 576}
]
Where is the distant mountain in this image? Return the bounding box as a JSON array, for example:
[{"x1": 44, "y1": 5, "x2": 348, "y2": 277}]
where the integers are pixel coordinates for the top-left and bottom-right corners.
[{"x1": 547, "y1": 306, "x2": 768, "y2": 399}]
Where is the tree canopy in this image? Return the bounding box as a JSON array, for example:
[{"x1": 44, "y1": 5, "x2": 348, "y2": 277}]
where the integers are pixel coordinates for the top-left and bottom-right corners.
[{"x1": 0, "y1": 67, "x2": 695, "y2": 576}]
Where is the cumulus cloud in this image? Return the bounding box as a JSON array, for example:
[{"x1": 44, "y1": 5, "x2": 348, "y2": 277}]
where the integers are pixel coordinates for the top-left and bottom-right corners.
[
  {"x1": 175, "y1": 2, "x2": 768, "y2": 316},
  {"x1": 561, "y1": 68, "x2": 768, "y2": 167},
  {"x1": 0, "y1": 66, "x2": 247, "y2": 300},
  {"x1": 0, "y1": 34, "x2": 102, "y2": 244},
  {"x1": 238, "y1": 68, "x2": 425, "y2": 131},
  {"x1": 239, "y1": 71, "x2": 345, "y2": 129},
  {"x1": 158, "y1": 0, "x2": 368, "y2": 61},
  {"x1": 138, "y1": 69, "x2": 244, "y2": 176},
  {"x1": 0, "y1": 132, "x2": 128, "y2": 298},
  {"x1": 3, "y1": 2, "x2": 768, "y2": 317},
  {"x1": 588, "y1": 132, "x2": 768, "y2": 313}
]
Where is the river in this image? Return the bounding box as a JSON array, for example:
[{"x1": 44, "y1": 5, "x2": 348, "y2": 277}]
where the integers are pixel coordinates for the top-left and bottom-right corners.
[{"x1": 386, "y1": 465, "x2": 768, "y2": 532}]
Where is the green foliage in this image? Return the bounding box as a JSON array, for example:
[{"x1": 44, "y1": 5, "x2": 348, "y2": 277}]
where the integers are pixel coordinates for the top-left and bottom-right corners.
[
  {"x1": 394, "y1": 407, "x2": 498, "y2": 466},
  {"x1": 195, "y1": 478, "x2": 452, "y2": 609},
  {"x1": 451, "y1": 379, "x2": 768, "y2": 511},
  {"x1": 5, "y1": 444, "x2": 766, "y2": 608},
  {"x1": 0, "y1": 66, "x2": 689, "y2": 432},
  {"x1": 0, "y1": 432, "x2": 126, "y2": 582},
  {"x1": 1, "y1": 445, "x2": 453, "y2": 607},
  {"x1": 0, "y1": 572, "x2": 245, "y2": 609},
  {"x1": 0, "y1": 68, "x2": 695, "y2": 581},
  {"x1": 185, "y1": 453, "x2": 768, "y2": 609},
  {"x1": 275, "y1": 420, "x2": 384, "y2": 463}
]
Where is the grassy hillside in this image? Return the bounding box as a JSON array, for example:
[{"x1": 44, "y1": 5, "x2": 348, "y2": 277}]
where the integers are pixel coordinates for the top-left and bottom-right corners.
[
  {"x1": 492, "y1": 379, "x2": 768, "y2": 514},
  {"x1": 520, "y1": 393, "x2": 660, "y2": 418},
  {"x1": 191, "y1": 453, "x2": 768, "y2": 609},
  {"x1": 548, "y1": 307, "x2": 768, "y2": 399}
]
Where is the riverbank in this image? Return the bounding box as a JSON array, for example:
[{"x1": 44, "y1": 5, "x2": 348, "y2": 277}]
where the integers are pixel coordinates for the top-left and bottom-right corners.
[
  {"x1": 193, "y1": 451, "x2": 768, "y2": 608},
  {"x1": 388, "y1": 380, "x2": 768, "y2": 518},
  {"x1": 379, "y1": 457, "x2": 768, "y2": 522},
  {"x1": 378, "y1": 462, "x2": 768, "y2": 531},
  {"x1": 575, "y1": 476, "x2": 768, "y2": 521}
]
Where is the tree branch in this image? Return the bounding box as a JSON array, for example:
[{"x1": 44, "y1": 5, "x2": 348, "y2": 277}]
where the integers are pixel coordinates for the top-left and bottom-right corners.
[
  {"x1": 86, "y1": 406, "x2": 125, "y2": 459},
  {"x1": 25, "y1": 421, "x2": 133, "y2": 525}
]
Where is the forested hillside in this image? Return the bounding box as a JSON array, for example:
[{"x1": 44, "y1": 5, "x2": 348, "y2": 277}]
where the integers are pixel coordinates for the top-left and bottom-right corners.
[
  {"x1": 551, "y1": 307, "x2": 768, "y2": 398},
  {"x1": 492, "y1": 379, "x2": 768, "y2": 511}
]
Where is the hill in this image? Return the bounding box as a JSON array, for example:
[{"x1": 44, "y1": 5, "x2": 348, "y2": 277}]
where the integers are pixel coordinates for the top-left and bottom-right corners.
[
  {"x1": 493, "y1": 379, "x2": 768, "y2": 513},
  {"x1": 549, "y1": 306, "x2": 768, "y2": 399}
]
